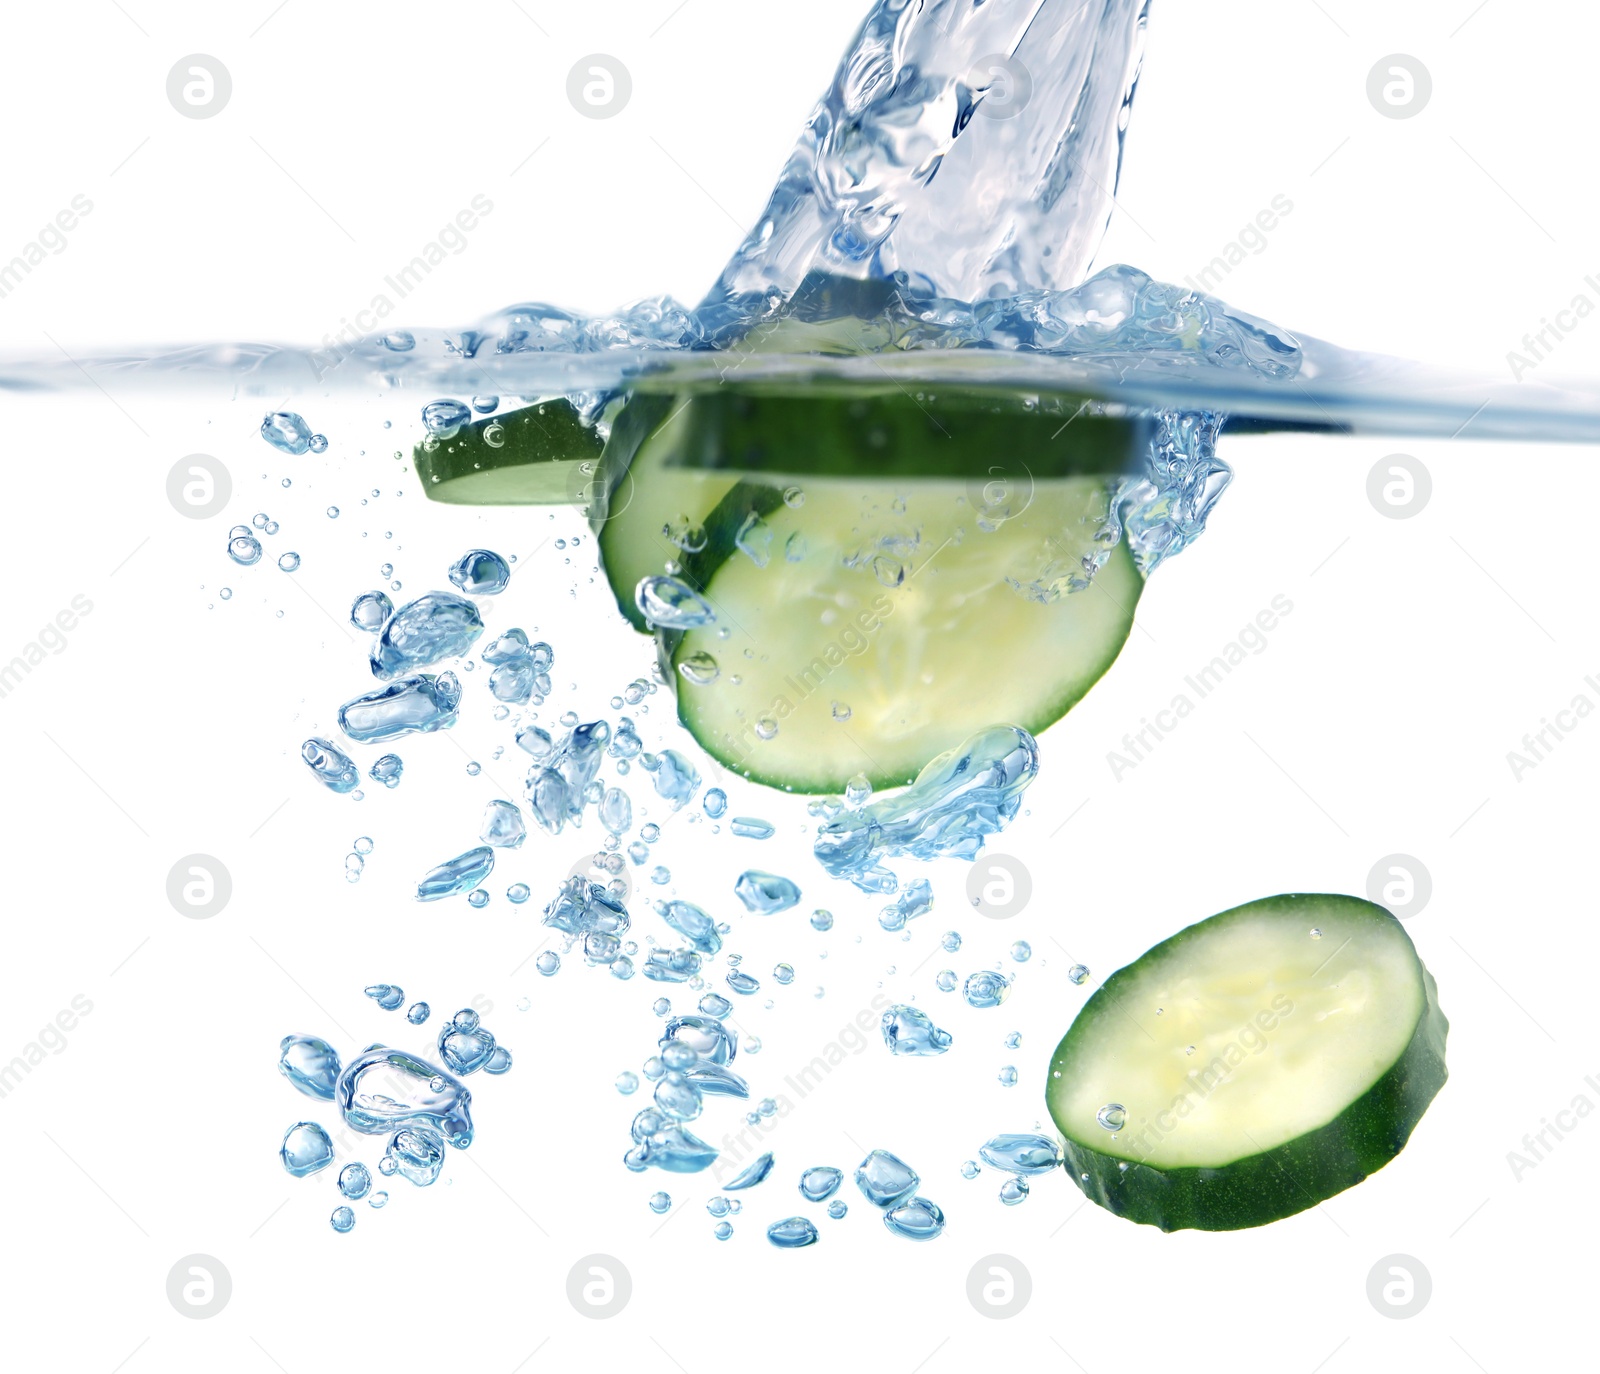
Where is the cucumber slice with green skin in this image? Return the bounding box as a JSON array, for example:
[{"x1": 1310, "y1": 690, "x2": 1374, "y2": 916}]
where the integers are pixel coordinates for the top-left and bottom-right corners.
[
  {"x1": 594, "y1": 385, "x2": 1151, "y2": 635},
  {"x1": 667, "y1": 472, "x2": 1143, "y2": 793},
  {"x1": 1047, "y1": 893, "x2": 1449, "y2": 1233},
  {"x1": 414, "y1": 400, "x2": 603, "y2": 505}
]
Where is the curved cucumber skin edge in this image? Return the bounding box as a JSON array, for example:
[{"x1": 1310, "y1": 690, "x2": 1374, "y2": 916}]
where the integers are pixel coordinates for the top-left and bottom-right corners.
[
  {"x1": 1053, "y1": 894, "x2": 1449, "y2": 1233},
  {"x1": 413, "y1": 401, "x2": 603, "y2": 506},
  {"x1": 593, "y1": 393, "x2": 678, "y2": 633}
]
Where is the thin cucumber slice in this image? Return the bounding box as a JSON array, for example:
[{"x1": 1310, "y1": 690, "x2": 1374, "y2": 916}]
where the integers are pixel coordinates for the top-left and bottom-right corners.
[
  {"x1": 668, "y1": 473, "x2": 1142, "y2": 793},
  {"x1": 414, "y1": 400, "x2": 603, "y2": 505},
  {"x1": 1047, "y1": 893, "x2": 1449, "y2": 1232},
  {"x1": 594, "y1": 385, "x2": 1150, "y2": 634}
]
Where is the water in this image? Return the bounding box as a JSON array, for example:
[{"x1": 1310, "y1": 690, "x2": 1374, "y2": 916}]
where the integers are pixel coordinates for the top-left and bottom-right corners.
[
  {"x1": 734, "y1": 871, "x2": 802, "y2": 914},
  {"x1": 855, "y1": 1149, "x2": 920, "y2": 1208},
  {"x1": 338, "y1": 1163, "x2": 372, "y2": 1200},
  {"x1": 662, "y1": 1016, "x2": 737, "y2": 1066},
  {"x1": 279, "y1": 1035, "x2": 341, "y2": 1100},
  {"x1": 386, "y1": 1127, "x2": 447, "y2": 1186},
  {"x1": 415, "y1": 846, "x2": 495, "y2": 902},
  {"x1": 883, "y1": 1196, "x2": 946, "y2": 1240},
  {"x1": 437, "y1": 1009, "x2": 498, "y2": 1076},
  {"x1": 371, "y1": 593, "x2": 483, "y2": 681},
  {"x1": 32, "y1": 0, "x2": 1583, "y2": 1253},
  {"x1": 979, "y1": 1134, "x2": 1062, "y2": 1176},
  {"x1": 369, "y1": 754, "x2": 404, "y2": 789},
  {"x1": 479, "y1": 800, "x2": 527, "y2": 849},
  {"x1": 280, "y1": 1122, "x2": 334, "y2": 1178},
  {"x1": 360, "y1": 989, "x2": 407, "y2": 1020},
  {"x1": 881, "y1": 1004, "x2": 954, "y2": 1057},
  {"x1": 963, "y1": 971, "x2": 1012, "y2": 1009},
  {"x1": 658, "y1": 900, "x2": 721, "y2": 956},
  {"x1": 725, "y1": 1152, "x2": 775, "y2": 1189},
  {"x1": 637, "y1": 576, "x2": 717, "y2": 631},
  {"x1": 448, "y1": 549, "x2": 511, "y2": 596},
  {"x1": 814, "y1": 728, "x2": 1039, "y2": 892},
  {"x1": 879, "y1": 879, "x2": 934, "y2": 931},
  {"x1": 302, "y1": 738, "x2": 360, "y2": 794},
  {"x1": 767, "y1": 1217, "x2": 820, "y2": 1249},
  {"x1": 799, "y1": 1166, "x2": 844, "y2": 1203},
  {"x1": 335, "y1": 1046, "x2": 474, "y2": 1148},
  {"x1": 339, "y1": 673, "x2": 461, "y2": 743}
]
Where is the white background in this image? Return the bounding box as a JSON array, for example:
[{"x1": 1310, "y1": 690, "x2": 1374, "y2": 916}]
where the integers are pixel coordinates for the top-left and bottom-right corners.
[{"x1": 1, "y1": 2, "x2": 1596, "y2": 1372}]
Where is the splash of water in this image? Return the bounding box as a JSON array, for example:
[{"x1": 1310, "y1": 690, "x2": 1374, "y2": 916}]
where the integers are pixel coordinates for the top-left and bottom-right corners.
[{"x1": 703, "y1": 0, "x2": 1151, "y2": 314}]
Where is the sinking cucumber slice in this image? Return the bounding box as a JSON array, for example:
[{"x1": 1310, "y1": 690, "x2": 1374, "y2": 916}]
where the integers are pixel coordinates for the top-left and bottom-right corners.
[
  {"x1": 593, "y1": 385, "x2": 1150, "y2": 636},
  {"x1": 1047, "y1": 893, "x2": 1449, "y2": 1232},
  {"x1": 414, "y1": 400, "x2": 603, "y2": 505},
  {"x1": 667, "y1": 471, "x2": 1142, "y2": 793}
]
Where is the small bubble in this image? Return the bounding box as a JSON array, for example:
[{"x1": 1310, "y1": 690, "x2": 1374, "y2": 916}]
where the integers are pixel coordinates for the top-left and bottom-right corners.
[
  {"x1": 1068, "y1": 964, "x2": 1090, "y2": 986},
  {"x1": 327, "y1": 506, "x2": 340, "y2": 518},
  {"x1": 1097, "y1": 1103, "x2": 1127, "y2": 1132},
  {"x1": 616, "y1": 1071, "x2": 640, "y2": 1095},
  {"x1": 999, "y1": 1177, "x2": 1029, "y2": 1207}
]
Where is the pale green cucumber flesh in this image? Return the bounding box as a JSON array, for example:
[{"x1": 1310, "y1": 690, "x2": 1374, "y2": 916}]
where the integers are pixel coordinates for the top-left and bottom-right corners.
[
  {"x1": 1047, "y1": 893, "x2": 1449, "y2": 1232},
  {"x1": 669, "y1": 474, "x2": 1142, "y2": 793}
]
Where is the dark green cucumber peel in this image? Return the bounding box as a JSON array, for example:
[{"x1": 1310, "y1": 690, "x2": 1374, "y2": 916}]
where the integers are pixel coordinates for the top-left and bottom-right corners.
[
  {"x1": 642, "y1": 385, "x2": 1152, "y2": 480},
  {"x1": 413, "y1": 399, "x2": 603, "y2": 506},
  {"x1": 1049, "y1": 894, "x2": 1449, "y2": 1233}
]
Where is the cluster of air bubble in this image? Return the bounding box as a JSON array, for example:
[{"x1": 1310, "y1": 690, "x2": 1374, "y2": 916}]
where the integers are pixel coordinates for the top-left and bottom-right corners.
[
  {"x1": 274, "y1": 991, "x2": 512, "y2": 1232},
  {"x1": 960, "y1": 1133, "x2": 1066, "y2": 1209},
  {"x1": 1115, "y1": 409, "x2": 1233, "y2": 575},
  {"x1": 812, "y1": 726, "x2": 1040, "y2": 892}
]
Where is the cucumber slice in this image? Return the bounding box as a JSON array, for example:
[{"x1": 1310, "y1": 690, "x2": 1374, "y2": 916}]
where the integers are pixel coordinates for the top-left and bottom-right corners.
[
  {"x1": 414, "y1": 400, "x2": 603, "y2": 505},
  {"x1": 1047, "y1": 893, "x2": 1449, "y2": 1233},
  {"x1": 667, "y1": 472, "x2": 1142, "y2": 793},
  {"x1": 593, "y1": 385, "x2": 1150, "y2": 636}
]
